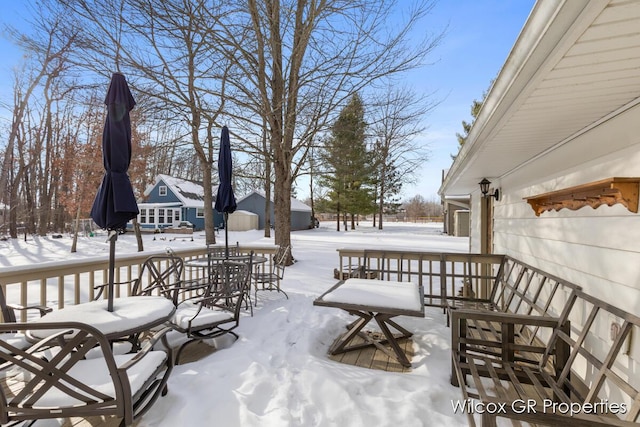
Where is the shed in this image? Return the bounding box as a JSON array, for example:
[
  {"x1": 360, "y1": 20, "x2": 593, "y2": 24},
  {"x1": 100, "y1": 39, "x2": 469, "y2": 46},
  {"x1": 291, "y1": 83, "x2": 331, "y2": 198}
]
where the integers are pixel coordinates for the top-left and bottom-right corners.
[{"x1": 226, "y1": 210, "x2": 258, "y2": 231}]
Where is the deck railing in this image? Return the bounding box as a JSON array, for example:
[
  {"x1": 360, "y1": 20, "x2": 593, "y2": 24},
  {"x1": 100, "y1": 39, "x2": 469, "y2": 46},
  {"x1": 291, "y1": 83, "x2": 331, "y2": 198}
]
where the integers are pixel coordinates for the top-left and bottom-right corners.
[
  {"x1": 0, "y1": 245, "x2": 279, "y2": 322},
  {"x1": 337, "y1": 249, "x2": 505, "y2": 308}
]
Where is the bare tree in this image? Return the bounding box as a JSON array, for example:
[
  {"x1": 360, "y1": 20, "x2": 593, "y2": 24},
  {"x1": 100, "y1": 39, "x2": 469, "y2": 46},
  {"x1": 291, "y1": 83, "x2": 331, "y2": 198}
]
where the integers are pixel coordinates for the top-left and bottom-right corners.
[
  {"x1": 11, "y1": 0, "x2": 443, "y2": 253},
  {"x1": 0, "y1": 12, "x2": 78, "y2": 237},
  {"x1": 222, "y1": 0, "x2": 443, "y2": 259},
  {"x1": 368, "y1": 85, "x2": 437, "y2": 229},
  {"x1": 54, "y1": 0, "x2": 237, "y2": 244}
]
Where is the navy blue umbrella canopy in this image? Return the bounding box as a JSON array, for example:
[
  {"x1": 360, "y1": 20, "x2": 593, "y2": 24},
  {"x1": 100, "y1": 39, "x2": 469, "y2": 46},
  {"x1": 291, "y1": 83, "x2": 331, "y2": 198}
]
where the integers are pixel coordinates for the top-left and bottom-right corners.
[
  {"x1": 214, "y1": 126, "x2": 237, "y2": 258},
  {"x1": 90, "y1": 72, "x2": 138, "y2": 312},
  {"x1": 214, "y1": 126, "x2": 237, "y2": 214},
  {"x1": 90, "y1": 72, "x2": 139, "y2": 232}
]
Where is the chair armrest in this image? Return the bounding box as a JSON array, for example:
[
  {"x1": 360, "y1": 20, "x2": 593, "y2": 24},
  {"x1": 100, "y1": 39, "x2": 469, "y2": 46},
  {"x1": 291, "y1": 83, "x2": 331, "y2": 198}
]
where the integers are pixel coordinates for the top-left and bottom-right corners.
[
  {"x1": 6, "y1": 303, "x2": 52, "y2": 317},
  {"x1": 117, "y1": 327, "x2": 173, "y2": 371},
  {"x1": 170, "y1": 279, "x2": 210, "y2": 304},
  {"x1": 450, "y1": 308, "x2": 561, "y2": 328},
  {"x1": 93, "y1": 279, "x2": 138, "y2": 299}
]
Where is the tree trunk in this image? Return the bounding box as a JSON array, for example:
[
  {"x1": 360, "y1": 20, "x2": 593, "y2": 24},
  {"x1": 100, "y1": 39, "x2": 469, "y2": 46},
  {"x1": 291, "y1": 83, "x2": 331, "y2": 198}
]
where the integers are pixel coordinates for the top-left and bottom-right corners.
[
  {"x1": 71, "y1": 202, "x2": 81, "y2": 253},
  {"x1": 378, "y1": 175, "x2": 386, "y2": 230},
  {"x1": 133, "y1": 218, "x2": 144, "y2": 252},
  {"x1": 273, "y1": 161, "x2": 293, "y2": 264},
  {"x1": 201, "y1": 160, "x2": 216, "y2": 246}
]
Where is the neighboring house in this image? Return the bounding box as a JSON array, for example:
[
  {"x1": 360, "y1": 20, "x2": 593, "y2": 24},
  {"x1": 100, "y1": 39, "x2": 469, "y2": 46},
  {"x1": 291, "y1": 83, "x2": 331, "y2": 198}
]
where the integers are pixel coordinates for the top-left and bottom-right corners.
[
  {"x1": 439, "y1": 0, "x2": 640, "y2": 315},
  {"x1": 236, "y1": 191, "x2": 312, "y2": 231},
  {"x1": 136, "y1": 174, "x2": 222, "y2": 231}
]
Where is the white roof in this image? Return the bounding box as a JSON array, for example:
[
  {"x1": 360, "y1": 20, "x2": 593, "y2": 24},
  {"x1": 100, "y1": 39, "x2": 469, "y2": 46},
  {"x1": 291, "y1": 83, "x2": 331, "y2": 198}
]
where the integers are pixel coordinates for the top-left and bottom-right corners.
[{"x1": 145, "y1": 174, "x2": 217, "y2": 208}]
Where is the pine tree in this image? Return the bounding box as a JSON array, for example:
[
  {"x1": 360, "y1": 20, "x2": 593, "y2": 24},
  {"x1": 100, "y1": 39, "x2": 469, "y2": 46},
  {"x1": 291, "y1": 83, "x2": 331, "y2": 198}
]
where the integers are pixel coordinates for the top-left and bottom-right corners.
[
  {"x1": 453, "y1": 80, "x2": 494, "y2": 159},
  {"x1": 321, "y1": 93, "x2": 374, "y2": 230}
]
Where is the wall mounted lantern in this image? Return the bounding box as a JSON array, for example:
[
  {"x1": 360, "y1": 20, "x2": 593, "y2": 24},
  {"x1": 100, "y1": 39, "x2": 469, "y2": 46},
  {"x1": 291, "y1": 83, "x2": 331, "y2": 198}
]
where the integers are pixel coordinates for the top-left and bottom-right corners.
[{"x1": 479, "y1": 178, "x2": 500, "y2": 201}]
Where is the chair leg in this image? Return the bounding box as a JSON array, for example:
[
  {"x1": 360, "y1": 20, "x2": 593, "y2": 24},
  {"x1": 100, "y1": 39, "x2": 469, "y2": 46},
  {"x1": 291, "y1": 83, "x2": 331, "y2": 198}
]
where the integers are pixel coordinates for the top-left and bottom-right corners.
[{"x1": 254, "y1": 281, "x2": 288, "y2": 306}]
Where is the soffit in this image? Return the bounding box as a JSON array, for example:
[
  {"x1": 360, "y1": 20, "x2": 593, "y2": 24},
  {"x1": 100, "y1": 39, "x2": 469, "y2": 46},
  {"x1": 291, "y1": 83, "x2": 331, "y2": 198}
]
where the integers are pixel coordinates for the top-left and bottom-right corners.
[{"x1": 441, "y1": 0, "x2": 640, "y2": 195}]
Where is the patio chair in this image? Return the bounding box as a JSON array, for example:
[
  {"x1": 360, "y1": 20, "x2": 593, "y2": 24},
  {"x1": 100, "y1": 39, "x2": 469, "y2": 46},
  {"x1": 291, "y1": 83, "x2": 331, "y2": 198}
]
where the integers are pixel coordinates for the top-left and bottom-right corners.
[
  {"x1": 0, "y1": 284, "x2": 51, "y2": 354},
  {"x1": 207, "y1": 241, "x2": 240, "y2": 258},
  {"x1": 253, "y1": 245, "x2": 290, "y2": 306},
  {"x1": 93, "y1": 253, "x2": 185, "y2": 351},
  {"x1": 94, "y1": 253, "x2": 185, "y2": 301},
  {"x1": 0, "y1": 321, "x2": 173, "y2": 427},
  {"x1": 169, "y1": 257, "x2": 253, "y2": 363}
]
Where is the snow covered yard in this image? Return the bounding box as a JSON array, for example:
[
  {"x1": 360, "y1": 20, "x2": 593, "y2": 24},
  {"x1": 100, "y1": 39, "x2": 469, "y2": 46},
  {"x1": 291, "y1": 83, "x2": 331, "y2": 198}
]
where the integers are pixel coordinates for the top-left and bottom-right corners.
[{"x1": 0, "y1": 222, "x2": 472, "y2": 426}]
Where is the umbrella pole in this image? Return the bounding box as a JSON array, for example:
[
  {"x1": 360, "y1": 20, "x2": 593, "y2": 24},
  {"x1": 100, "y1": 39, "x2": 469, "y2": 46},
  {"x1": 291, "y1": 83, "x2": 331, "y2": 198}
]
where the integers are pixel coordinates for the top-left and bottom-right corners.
[
  {"x1": 224, "y1": 212, "x2": 229, "y2": 259},
  {"x1": 107, "y1": 230, "x2": 117, "y2": 312}
]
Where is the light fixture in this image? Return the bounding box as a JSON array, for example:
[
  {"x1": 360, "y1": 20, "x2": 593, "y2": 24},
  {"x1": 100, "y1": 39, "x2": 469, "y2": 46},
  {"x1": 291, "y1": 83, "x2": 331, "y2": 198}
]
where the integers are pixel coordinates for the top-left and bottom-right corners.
[{"x1": 479, "y1": 178, "x2": 500, "y2": 201}]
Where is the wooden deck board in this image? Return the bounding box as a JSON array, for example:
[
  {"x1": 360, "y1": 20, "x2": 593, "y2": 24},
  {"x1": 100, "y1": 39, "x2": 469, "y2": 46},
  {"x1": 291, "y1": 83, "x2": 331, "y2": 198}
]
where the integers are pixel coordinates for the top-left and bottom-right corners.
[{"x1": 328, "y1": 330, "x2": 414, "y2": 373}]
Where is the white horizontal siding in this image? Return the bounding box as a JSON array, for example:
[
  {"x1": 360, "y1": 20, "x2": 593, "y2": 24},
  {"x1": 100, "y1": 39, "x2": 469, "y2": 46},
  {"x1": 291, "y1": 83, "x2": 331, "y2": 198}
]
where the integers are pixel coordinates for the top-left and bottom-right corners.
[{"x1": 489, "y1": 105, "x2": 640, "y2": 315}]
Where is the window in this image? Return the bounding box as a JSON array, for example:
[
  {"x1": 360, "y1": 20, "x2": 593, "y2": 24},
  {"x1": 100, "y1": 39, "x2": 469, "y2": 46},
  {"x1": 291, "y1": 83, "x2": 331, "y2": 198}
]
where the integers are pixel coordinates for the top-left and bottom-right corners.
[
  {"x1": 196, "y1": 208, "x2": 204, "y2": 218},
  {"x1": 159, "y1": 186, "x2": 167, "y2": 196},
  {"x1": 159, "y1": 209, "x2": 165, "y2": 224},
  {"x1": 174, "y1": 210, "x2": 180, "y2": 221},
  {"x1": 148, "y1": 209, "x2": 155, "y2": 224},
  {"x1": 166, "y1": 209, "x2": 173, "y2": 224},
  {"x1": 140, "y1": 209, "x2": 147, "y2": 224}
]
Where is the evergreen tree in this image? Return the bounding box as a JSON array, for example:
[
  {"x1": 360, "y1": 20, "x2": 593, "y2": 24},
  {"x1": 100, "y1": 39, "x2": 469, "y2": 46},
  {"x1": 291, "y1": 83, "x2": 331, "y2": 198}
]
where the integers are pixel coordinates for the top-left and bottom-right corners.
[
  {"x1": 453, "y1": 80, "x2": 494, "y2": 159},
  {"x1": 321, "y1": 93, "x2": 374, "y2": 230}
]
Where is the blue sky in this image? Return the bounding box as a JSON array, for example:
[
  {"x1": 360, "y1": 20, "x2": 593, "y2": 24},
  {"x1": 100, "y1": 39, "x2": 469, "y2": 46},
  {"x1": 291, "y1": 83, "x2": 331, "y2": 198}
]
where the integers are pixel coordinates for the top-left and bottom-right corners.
[
  {"x1": 402, "y1": 0, "x2": 536, "y2": 201},
  {"x1": 0, "y1": 1, "x2": 536, "y2": 201}
]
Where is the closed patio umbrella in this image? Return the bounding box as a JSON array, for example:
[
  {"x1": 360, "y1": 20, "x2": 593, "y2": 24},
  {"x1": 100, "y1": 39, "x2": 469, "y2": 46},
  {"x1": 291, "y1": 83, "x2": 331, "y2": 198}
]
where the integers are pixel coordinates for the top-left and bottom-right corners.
[
  {"x1": 214, "y1": 126, "x2": 237, "y2": 259},
  {"x1": 90, "y1": 72, "x2": 138, "y2": 312}
]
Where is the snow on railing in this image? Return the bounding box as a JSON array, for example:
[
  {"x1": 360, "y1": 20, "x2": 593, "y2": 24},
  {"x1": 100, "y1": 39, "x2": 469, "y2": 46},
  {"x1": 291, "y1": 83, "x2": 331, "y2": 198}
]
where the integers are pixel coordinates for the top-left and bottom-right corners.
[
  {"x1": 336, "y1": 249, "x2": 505, "y2": 308},
  {"x1": 0, "y1": 245, "x2": 279, "y2": 321}
]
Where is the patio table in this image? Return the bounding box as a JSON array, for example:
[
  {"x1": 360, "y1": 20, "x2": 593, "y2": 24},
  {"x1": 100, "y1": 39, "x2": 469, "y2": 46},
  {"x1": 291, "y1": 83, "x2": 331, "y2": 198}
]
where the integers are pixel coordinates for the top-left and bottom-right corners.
[
  {"x1": 28, "y1": 295, "x2": 175, "y2": 342},
  {"x1": 314, "y1": 278, "x2": 424, "y2": 368},
  {"x1": 185, "y1": 254, "x2": 267, "y2": 290},
  {"x1": 184, "y1": 254, "x2": 267, "y2": 269}
]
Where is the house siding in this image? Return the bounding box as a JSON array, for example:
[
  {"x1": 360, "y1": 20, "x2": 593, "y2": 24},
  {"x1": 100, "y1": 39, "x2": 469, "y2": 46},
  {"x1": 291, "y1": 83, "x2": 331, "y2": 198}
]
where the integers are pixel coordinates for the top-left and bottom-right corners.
[
  {"x1": 146, "y1": 180, "x2": 181, "y2": 204},
  {"x1": 236, "y1": 192, "x2": 312, "y2": 231},
  {"x1": 486, "y1": 104, "x2": 640, "y2": 315}
]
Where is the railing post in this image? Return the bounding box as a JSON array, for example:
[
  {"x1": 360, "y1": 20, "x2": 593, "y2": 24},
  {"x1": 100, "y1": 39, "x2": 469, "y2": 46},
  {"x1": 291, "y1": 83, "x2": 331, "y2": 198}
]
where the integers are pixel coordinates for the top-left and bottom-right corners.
[{"x1": 439, "y1": 253, "x2": 447, "y2": 308}]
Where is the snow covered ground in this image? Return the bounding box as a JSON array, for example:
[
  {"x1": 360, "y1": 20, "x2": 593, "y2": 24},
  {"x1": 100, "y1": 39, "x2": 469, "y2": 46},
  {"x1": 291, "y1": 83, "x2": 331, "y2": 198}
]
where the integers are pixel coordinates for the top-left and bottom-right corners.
[{"x1": 0, "y1": 221, "x2": 474, "y2": 426}]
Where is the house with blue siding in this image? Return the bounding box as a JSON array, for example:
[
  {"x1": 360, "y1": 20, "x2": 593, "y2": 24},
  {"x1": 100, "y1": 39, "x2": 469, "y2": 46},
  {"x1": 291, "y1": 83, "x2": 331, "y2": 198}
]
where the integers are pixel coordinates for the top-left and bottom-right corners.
[{"x1": 135, "y1": 174, "x2": 222, "y2": 231}]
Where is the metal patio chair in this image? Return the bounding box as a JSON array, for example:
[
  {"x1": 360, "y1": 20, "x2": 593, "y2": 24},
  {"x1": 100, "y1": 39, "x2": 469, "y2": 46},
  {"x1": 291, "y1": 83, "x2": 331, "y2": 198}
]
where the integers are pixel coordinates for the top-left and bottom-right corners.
[
  {"x1": 0, "y1": 321, "x2": 173, "y2": 427},
  {"x1": 253, "y1": 245, "x2": 290, "y2": 306},
  {"x1": 0, "y1": 284, "x2": 51, "y2": 355},
  {"x1": 169, "y1": 257, "x2": 253, "y2": 363},
  {"x1": 94, "y1": 253, "x2": 185, "y2": 301}
]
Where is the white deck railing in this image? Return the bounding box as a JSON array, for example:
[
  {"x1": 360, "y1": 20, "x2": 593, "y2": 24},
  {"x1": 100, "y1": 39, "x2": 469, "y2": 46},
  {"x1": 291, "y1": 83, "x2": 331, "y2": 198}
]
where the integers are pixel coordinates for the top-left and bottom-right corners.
[{"x1": 0, "y1": 245, "x2": 279, "y2": 322}]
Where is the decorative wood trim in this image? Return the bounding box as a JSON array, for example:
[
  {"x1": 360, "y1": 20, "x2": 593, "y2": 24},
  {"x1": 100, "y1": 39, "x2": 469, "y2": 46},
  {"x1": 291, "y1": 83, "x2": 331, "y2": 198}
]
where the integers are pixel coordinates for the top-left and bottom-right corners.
[{"x1": 524, "y1": 177, "x2": 640, "y2": 216}]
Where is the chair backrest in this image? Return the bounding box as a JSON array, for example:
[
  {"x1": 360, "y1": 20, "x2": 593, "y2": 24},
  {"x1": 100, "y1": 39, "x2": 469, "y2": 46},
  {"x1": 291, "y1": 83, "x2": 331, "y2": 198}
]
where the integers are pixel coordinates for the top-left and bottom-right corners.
[
  {"x1": 207, "y1": 242, "x2": 240, "y2": 259},
  {"x1": 133, "y1": 255, "x2": 184, "y2": 297},
  {"x1": 213, "y1": 257, "x2": 253, "y2": 313},
  {"x1": 0, "y1": 285, "x2": 16, "y2": 323},
  {"x1": 216, "y1": 257, "x2": 252, "y2": 294},
  {"x1": 273, "y1": 245, "x2": 291, "y2": 279},
  {"x1": 0, "y1": 321, "x2": 172, "y2": 426}
]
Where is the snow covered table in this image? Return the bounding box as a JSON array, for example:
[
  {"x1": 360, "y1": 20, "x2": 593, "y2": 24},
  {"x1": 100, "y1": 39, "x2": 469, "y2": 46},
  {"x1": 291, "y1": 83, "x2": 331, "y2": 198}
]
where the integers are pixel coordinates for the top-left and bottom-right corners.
[
  {"x1": 314, "y1": 278, "x2": 424, "y2": 368},
  {"x1": 28, "y1": 296, "x2": 175, "y2": 342}
]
